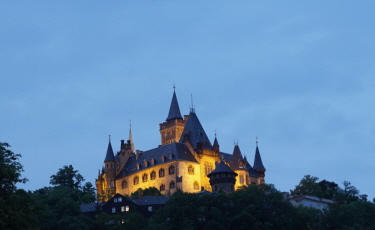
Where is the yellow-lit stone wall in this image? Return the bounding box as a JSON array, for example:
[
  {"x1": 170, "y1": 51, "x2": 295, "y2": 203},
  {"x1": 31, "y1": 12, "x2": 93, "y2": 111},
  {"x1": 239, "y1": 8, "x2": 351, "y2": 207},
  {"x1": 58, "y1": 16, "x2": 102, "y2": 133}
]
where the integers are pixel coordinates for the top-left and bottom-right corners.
[
  {"x1": 234, "y1": 169, "x2": 250, "y2": 189},
  {"x1": 115, "y1": 160, "x2": 201, "y2": 196},
  {"x1": 198, "y1": 152, "x2": 221, "y2": 192}
]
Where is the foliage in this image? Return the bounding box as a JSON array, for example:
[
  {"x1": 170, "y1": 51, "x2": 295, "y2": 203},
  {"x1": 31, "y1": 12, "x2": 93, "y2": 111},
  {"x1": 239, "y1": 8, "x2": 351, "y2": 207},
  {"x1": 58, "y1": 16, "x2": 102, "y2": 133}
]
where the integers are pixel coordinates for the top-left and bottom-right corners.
[
  {"x1": 0, "y1": 142, "x2": 39, "y2": 230},
  {"x1": 131, "y1": 187, "x2": 162, "y2": 198}
]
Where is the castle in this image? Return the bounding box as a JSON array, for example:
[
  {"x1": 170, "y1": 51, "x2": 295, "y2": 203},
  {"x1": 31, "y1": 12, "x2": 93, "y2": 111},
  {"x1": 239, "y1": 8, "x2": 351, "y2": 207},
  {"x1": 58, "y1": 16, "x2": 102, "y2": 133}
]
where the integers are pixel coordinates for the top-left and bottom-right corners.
[{"x1": 96, "y1": 89, "x2": 266, "y2": 199}]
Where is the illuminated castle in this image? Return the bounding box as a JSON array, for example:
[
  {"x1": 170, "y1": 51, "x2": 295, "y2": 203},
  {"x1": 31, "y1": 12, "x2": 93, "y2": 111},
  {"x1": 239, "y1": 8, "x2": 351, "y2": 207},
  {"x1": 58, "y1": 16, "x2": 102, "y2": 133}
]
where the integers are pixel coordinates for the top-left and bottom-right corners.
[{"x1": 96, "y1": 89, "x2": 266, "y2": 199}]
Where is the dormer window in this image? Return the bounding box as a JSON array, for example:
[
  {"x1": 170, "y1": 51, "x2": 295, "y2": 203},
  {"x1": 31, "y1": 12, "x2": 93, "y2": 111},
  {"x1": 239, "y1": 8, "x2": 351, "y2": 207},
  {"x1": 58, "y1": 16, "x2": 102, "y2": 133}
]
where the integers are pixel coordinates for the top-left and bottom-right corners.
[
  {"x1": 161, "y1": 155, "x2": 166, "y2": 162},
  {"x1": 144, "y1": 160, "x2": 148, "y2": 167},
  {"x1": 150, "y1": 158, "x2": 155, "y2": 165},
  {"x1": 136, "y1": 163, "x2": 141, "y2": 170},
  {"x1": 168, "y1": 152, "x2": 174, "y2": 160}
]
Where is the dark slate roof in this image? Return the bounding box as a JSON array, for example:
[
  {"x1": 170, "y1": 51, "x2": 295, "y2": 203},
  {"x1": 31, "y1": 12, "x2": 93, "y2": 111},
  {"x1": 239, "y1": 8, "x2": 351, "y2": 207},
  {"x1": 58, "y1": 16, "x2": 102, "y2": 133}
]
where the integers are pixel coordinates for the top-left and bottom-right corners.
[
  {"x1": 80, "y1": 202, "x2": 104, "y2": 213},
  {"x1": 132, "y1": 196, "x2": 170, "y2": 206},
  {"x1": 117, "y1": 142, "x2": 198, "y2": 179},
  {"x1": 179, "y1": 111, "x2": 213, "y2": 150},
  {"x1": 253, "y1": 145, "x2": 266, "y2": 171},
  {"x1": 213, "y1": 136, "x2": 219, "y2": 147},
  {"x1": 166, "y1": 90, "x2": 183, "y2": 121},
  {"x1": 228, "y1": 145, "x2": 244, "y2": 170},
  {"x1": 104, "y1": 141, "x2": 117, "y2": 162},
  {"x1": 208, "y1": 161, "x2": 237, "y2": 177}
]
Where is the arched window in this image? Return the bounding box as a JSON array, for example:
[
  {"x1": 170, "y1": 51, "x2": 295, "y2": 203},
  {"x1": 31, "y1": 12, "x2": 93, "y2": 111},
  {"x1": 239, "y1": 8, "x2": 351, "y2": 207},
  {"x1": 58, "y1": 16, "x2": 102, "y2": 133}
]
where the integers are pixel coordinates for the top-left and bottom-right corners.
[
  {"x1": 193, "y1": 181, "x2": 199, "y2": 190},
  {"x1": 133, "y1": 176, "x2": 139, "y2": 185},
  {"x1": 169, "y1": 165, "x2": 175, "y2": 175},
  {"x1": 204, "y1": 162, "x2": 213, "y2": 175},
  {"x1": 142, "y1": 173, "x2": 148, "y2": 182},
  {"x1": 188, "y1": 165, "x2": 194, "y2": 175},
  {"x1": 150, "y1": 171, "x2": 156, "y2": 180},
  {"x1": 159, "y1": 168, "x2": 165, "y2": 177},
  {"x1": 160, "y1": 184, "x2": 165, "y2": 191},
  {"x1": 121, "y1": 180, "x2": 127, "y2": 189},
  {"x1": 239, "y1": 175, "x2": 244, "y2": 184},
  {"x1": 170, "y1": 181, "x2": 175, "y2": 189}
]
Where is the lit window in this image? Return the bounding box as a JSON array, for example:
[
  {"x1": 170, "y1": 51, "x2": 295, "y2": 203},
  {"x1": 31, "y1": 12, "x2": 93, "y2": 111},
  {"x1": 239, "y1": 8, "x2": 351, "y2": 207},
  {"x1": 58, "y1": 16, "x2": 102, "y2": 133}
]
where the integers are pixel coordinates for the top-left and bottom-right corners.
[
  {"x1": 239, "y1": 175, "x2": 244, "y2": 184},
  {"x1": 188, "y1": 165, "x2": 194, "y2": 174},
  {"x1": 168, "y1": 152, "x2": 174, "y2": 160},
  {"x1": 125, "y1": 205, "x2": 129, "y2": 212},
  {"x1": 159, "y1": 168, "x2": 165, "y2": 177},
  {"x1": 142, "y1": 173, "x2": 148, "y2": 182},
  {"x1": 122, "y1": 180, "x2": 127, "y2": 189},
  {"x1": 114, "y1": 198, "x2": 118, "y2": 203},
  {"x1": 118, "y1": 197, "x2": 122, "y2": 202},
  {"x1": 160, "y1": 184, "x2": 165, "y2": 191},
  {"x1": 193, "y1": 182, "x2": 199, "y2": 190},
  {"x1": 134, "y1": 176, "x2": 139, "y2": 185},
  {"x1": 112, "y1": 207, "x2": 116, "y2": 213},
  {"x1": 169, "y1": 165, "x2": 175, "y2": 175},
  {"x1": 150, "y1": 171, "x2": 156, "y2": 180},
  {"x1": 148, "y1": 206, "x2": 153, "y2": 212},
  {"x1": 121, "y1": 206, "x2": 125, "y2": 212}
]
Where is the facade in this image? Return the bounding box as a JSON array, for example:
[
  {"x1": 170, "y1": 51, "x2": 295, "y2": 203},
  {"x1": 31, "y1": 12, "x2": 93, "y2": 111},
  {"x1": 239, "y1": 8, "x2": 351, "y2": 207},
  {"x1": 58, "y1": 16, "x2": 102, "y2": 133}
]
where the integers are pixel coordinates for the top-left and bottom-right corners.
[
  {"x1": 284, "y1": 192, "x2": 334, "y2": 210},
  {"x1": 96, "y1": 90, "x2": 266, "y2": 200}
]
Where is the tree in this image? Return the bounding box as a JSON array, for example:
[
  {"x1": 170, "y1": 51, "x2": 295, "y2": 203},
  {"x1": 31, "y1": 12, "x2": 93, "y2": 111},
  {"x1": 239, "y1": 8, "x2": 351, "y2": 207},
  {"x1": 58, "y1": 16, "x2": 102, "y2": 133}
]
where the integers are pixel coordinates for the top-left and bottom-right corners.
[
  {"x1": 292, "y1": 175, "x2": 324, "y2": 198},
  {"x1": 50, "y1": 165, "x2": 84, "y2": 190},
  {"x1": 0, "y1": 142, "x2": 39, "y2": 229},
  {"x1": 131, "y1": 187, "x2": 162, "y2": 198}
]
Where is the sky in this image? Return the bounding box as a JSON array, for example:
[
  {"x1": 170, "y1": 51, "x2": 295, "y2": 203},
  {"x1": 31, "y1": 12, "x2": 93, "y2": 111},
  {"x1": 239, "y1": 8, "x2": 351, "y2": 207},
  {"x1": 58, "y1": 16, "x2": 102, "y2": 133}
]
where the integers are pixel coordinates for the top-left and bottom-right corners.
[{"x1": 1, "y1": 1, "x2": 375, "y2": 199}]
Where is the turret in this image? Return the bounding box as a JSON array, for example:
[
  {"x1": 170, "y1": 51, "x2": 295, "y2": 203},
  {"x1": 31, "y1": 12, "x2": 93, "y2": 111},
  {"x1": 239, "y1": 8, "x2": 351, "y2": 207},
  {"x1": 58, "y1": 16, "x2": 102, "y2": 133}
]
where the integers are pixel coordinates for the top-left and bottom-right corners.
[
  {"x1": 159, "y1": 87, "x2": 187, "y2": 145},
  {"x1": 208, "y1": 161, "x2": 238, "y2": 193},
  {"x1": 253, "y1": 142, "x2": 266, "y2": 183},
  {"x1": 213, "y1": 132, "x2": 220, "y2": 153},
  {"x1": 103, "y1": 136, "x2": 118, "y2": 194}
]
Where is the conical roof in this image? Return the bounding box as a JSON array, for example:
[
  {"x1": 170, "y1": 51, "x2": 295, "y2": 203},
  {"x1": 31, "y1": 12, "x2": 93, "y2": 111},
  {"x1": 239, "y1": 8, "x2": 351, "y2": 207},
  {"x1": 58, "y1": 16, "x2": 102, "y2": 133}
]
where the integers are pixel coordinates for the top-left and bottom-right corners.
[
  {"x1": 208, "y1": 161, "x2": 237, "y2": 176},
  {"x1": 253, "y1": 145, "x2": 265, "y2": 171},
  {"x1": 213, "y1": 136, "x2": 219, "y2": 148},
  {"x1": 104, "y1": 139, "x2": 117, "y2": 162},
  {"x1": 179, "y1": 110, "x2": 213, "y2": 150},
  {"x1": 166, "y1": 90, "x2": 183, "y2": 121}
]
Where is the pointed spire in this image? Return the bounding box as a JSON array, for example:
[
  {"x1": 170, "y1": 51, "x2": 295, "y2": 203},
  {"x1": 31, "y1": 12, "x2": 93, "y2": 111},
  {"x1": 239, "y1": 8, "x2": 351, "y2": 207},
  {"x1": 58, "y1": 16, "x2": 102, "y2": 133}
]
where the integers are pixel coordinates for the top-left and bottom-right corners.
[
  {"x1": 129, "y1": 120, "x2": 135, "y2": 153},
  {"x1": 166, "y1": 87, "x2": 183, "y2": 121},
  {"x1": 104, "y1": 135, "x2": 117, "y2": 162},
  {"x1": 213, "y1": 131, "x2": 219, "y2": 148},
  {"x1": 253, "y1": 142, "x2": 266, "y2": 171}
]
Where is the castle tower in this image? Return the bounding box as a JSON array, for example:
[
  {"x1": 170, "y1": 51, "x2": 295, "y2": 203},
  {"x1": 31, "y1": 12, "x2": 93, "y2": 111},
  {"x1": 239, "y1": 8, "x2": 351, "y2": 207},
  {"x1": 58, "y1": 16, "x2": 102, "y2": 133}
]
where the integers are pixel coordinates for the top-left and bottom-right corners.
[
  {"x1": 159, "y1": 88, "x2": 187, "y2": 145},
  {"x1": 208, "y1": 161, "x2": 238, "y2": 192},
  {"x1": 103, "y1": 136, "x2": 118, "y2": 195},
  {"x1": 253, "y1": 142, "x2": 266, "y2": 184}
]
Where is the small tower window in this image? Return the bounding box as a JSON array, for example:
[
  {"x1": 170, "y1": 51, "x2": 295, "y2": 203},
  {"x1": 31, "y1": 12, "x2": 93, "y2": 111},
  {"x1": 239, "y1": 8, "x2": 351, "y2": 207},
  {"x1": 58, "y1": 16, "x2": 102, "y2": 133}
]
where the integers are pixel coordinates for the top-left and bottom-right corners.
[
  {"x1": 134, "y1": 176, "x2": 139, "y2": 185},
  {"x1": 159, "y1": 168, "x2": 165, "y2": 177},
  {"x1": 169, "y1": 165, "x2": 175, "y2": 175},
  {"x1": 239, "y1": 175, "x2": 244, "y2": 184},
  {"x1": 150, "y1": 171, "x2": 156, "y2": 180}
]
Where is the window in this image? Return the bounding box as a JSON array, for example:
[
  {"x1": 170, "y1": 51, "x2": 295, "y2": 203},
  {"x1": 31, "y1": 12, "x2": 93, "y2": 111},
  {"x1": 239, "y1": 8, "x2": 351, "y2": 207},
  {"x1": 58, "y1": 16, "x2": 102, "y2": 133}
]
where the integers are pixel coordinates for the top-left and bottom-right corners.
[
  {"x1": 134, "y1": 176, "x2": 139, "y2": 185},
  {"x1": 168, "y1": 152, "x2": 174, "y2": 160},
  {"x1": 188, "y1": 165, "x2": 194, "y2": 174},
  {"x1": 121, "y1": 206, "x2": 125, "y2": 212},
  {"x1": 239, "y1": 175, "x2": 244, "y2": 184},
  {"x1": 121, "y1": 180, "x2": 127, "y2": 189},
  {"x1": 112, "y1": 207, "x2": 116, "y2": 213},
  {"x1": 142, "y1": 173, "x2": 148, "y2": 182},
  {"x1": 150, "y1": 171, "x2": 156, "y2": 180},
  {"x1": 136, "y1": 163, "x2": 141, "y2": 170},
  {"x1": 125, "y1": 205, "x2": 129, "y2": 212},
  {"x1": 114, "y1": 198, "x2": 118, "y2": 203},
  {"x1": 170, "y1": 181, "x2": 175, "y2": 189},
  {"x1": 193, "y1": 181, "x2": 199, "y2": 190},
  {"x1": 169, "y1": 165, "x2": 175, "y2": 175},
  {"x1": 151, "y1": 158, "x2": 155, "y2": 165},
  {"x1": 118, "y1": 197, "x2": 122, "y2": 202},
  {"x1": 148, "y1": 206, "x2": 153, "y2": 212},
  {"x1": 161, "y1": 155, "x2": 166, "y2": 162},
  {"x1": 159, "y1": 168, "x2": 165, "y2": 177},
  {"x1": 144, "y1": 160, "x2": 148, "y2": 167},
  {"x1": 204, "y1": 162, "x2": 213, "y2": 175},
  {"x1": 160, "y1": 184, "x2": 165, "y2": 191}
]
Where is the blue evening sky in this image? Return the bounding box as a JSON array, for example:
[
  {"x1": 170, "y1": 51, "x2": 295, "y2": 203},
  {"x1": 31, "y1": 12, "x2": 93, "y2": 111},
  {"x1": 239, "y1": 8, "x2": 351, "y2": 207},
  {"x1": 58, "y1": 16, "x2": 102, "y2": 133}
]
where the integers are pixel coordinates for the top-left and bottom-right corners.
[{"x1": 1, "y1": 1, "x2": 375, "y2": 199}]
